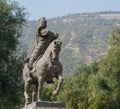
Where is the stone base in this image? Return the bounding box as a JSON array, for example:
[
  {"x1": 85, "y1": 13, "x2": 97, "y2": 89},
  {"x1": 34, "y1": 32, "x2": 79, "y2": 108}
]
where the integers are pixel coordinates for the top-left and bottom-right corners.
[{"x1": 23, "y1": 101, "x2": 67, "y2": 109}]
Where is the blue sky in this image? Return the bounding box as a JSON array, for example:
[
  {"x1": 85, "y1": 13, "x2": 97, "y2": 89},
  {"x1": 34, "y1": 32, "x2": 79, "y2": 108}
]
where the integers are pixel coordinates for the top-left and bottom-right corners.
[{"x1": 14, "y1": 0, "x2": 120, "y2": 20}]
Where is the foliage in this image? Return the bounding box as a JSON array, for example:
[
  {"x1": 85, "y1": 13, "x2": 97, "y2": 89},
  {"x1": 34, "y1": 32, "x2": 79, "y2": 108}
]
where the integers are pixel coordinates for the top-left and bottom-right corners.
[
  {"x1": 1, "y1": 2, "x2": 120, "y2": 108},
  {"x1": 88, "y1": 92, "x2": 109, "y2": 109},
  {"x1": 109, "y1": 26, "x2": 120, "y2": 47},
  {"x1": 0, "y1": 0, "x2": 26, "y2": 108},
  {"x1": 54, "y1": 26, "x2": 120, "y2": 109}
]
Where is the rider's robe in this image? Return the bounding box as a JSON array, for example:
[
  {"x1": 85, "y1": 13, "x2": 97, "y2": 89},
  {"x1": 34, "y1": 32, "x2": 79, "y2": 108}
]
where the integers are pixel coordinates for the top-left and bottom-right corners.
[{"x1": 28, "y1": 28, "x2": 58, "y2": 68}]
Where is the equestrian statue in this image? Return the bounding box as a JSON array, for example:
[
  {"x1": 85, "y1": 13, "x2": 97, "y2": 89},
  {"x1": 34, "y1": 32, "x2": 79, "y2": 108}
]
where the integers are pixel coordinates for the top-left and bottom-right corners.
[{"x1": 23, "y1": 17, "x2": 64, "y2": 105}]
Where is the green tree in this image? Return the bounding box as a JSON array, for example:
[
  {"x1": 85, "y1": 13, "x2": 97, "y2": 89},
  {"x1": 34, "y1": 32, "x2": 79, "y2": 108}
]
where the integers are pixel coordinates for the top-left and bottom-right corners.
[
  {"x1": 91, "y1": 26, "x2": 120, "y2": 109},
  {"x1": 109, "y1": 26, "x2": 120, "y2": 47},
  {"x1": 57, "y1": 63, "x2": 98, "y2": 109},
  {"x1": 0, "y1": 0, "x2": 26, "y2": 108},
  {"x1": 57, "y1": 26, "x2": 120, "y2": 109}
]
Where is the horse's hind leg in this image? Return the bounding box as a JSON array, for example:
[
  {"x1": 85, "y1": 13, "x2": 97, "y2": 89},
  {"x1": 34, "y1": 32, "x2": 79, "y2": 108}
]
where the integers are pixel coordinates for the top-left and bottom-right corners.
[
  {"x1": 24, "y1": 81, "x2": 31, "y2": 105},
  {"x1": 32, "y1": 83, "x2": 38, "y2": 102}
]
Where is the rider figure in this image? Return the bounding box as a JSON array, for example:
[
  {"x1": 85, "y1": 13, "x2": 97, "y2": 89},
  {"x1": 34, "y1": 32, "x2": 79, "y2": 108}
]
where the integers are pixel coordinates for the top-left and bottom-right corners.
[{"x1": 27, "y1": 17, "x2": 58, "y2": 82}]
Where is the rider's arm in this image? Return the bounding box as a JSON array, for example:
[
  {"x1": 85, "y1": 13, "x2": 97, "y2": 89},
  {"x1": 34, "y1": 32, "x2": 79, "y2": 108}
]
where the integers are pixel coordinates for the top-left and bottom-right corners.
[
  {"x1": 48, "y1": 30, "x2": 58, "y2": 39},
  {"x1": 41, "y1": 28, "x2": 58, "y2": 40},
  {"x1": 47, "y1": 30, "x2": 58, "y2": 41}
]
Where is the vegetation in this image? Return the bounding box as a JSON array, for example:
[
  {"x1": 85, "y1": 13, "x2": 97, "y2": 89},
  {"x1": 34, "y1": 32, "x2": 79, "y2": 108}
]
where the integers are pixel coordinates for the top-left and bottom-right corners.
[
  {"x1": 0, "y1": 0, "x2": 120, "y2": 108},
  {"x1": 0, "y1": 0, "x2": 26, "y2": 108},
  {"x1": 53, "y1": 26, "x2": 120, "y2": 109}
]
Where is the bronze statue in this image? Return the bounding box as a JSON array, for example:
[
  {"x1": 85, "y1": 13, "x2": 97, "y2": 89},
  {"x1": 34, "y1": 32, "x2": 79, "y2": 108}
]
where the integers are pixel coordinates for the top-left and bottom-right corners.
[
  {"x1": 23, "y1": 17, "x2": 63, "y2": 106},
  {"x1": 23, "y1": 39, "x2": 64, "y2": 105},
  {"x1": 25, "y1": 17, "x2": 58, "y2": 82}
]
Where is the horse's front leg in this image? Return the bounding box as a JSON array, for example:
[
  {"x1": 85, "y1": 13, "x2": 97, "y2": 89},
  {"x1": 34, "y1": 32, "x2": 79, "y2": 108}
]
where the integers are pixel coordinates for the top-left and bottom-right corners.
[
  {"x1": 24, "y1": 81, "x2": 31, "y2": 105},
  {"x1": 37, "y1": 76, "x2": 44, "y2": 101},
  {"x1": 53, "y1": 73, "x2": 64, "y2": 96}
]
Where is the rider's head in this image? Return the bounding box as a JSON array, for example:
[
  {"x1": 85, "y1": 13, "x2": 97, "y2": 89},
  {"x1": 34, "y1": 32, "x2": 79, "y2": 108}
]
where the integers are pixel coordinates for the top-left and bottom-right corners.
[{"x1": 39, "y1": 17, "x2": 47, "y2": 28}]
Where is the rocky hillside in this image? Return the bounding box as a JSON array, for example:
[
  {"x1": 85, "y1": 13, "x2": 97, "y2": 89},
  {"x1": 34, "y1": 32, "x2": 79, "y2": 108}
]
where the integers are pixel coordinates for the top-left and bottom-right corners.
[{"x1": 19, "y1": 11, "x2": 120, "y2": 75}]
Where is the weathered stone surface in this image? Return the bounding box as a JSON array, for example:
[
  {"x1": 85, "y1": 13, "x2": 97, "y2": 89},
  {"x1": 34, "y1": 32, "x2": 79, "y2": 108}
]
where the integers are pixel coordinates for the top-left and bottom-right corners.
[
  {"x1": 23, "y1": 39, "x2": 63, "y2": 105},
  {"x1": 23, "y1": 101, "x2": 67, "y2": 109}
]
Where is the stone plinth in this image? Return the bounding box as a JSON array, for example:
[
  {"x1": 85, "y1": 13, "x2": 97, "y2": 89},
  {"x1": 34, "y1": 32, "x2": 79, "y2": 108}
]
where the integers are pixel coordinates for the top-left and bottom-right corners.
[{"x1": 23, "y1": 101, "x2": 67, "y2": 109}]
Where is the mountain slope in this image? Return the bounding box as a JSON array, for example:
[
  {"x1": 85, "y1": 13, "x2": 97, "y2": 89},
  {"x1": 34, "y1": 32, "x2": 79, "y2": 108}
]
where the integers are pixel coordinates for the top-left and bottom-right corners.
[{"x1": 19, "y1": 11, "x2": 120, "y2": 75}]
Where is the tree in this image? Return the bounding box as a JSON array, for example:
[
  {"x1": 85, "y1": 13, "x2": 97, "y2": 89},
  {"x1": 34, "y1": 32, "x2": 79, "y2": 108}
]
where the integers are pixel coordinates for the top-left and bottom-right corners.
[
  {"x1": 0, "y1": 0, "x2": 26, "y2": 108},
  {"x1": 92, "y1": 26, "x2": 120, "y2": 109},
  {"x1": 109, "y1": 26, "x2": 120, "y2": 47},
  {"x1": 56, "y1": 26, "x2": 120, "y2": 109}
]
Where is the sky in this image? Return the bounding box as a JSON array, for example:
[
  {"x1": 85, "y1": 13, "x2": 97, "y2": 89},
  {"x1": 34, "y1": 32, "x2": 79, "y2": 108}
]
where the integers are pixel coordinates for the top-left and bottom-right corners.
[{"x1": 13, "y1": 0, "x2": 120, "y2": 20}]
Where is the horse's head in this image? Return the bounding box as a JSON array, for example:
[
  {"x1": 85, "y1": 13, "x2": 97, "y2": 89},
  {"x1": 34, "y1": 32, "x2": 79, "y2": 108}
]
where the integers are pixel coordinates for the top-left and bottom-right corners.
[{"x1": 51, "y1": 39, "x2": 62, "y2": 62}]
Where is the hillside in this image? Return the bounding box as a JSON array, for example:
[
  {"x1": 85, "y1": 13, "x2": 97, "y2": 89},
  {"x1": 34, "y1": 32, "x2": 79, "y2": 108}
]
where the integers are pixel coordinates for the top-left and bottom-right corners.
[{"x1": 19, "y1": 11, "x2": 120, "y2": 75}]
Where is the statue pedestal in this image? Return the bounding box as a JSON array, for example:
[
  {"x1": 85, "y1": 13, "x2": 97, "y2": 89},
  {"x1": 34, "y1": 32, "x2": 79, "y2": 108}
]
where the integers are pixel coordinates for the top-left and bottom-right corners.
[{"x1": 23, "y1": 101, "x2": 67, "y2": 109}]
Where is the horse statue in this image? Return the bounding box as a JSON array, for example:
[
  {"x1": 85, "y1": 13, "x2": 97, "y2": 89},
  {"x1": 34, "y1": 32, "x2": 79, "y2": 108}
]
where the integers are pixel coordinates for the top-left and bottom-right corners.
[{"x1": 23, "y1": 39, "x2": 64, "y2": 105}]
